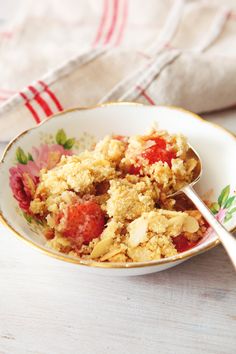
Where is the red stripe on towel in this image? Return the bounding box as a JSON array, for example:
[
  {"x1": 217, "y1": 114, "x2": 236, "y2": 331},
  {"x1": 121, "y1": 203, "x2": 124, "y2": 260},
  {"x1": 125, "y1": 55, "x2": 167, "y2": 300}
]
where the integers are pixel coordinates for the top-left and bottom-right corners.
[
  {"x1": 28, "y1": 86, "x2": 53, "y2": 117},
  {"x1": 38, "y1": 81, "x2": 63, "y2": 111},
  {"x1": 20, "y1": 92, "x2": 41, "y2": 124},
  {"x1": 93, "y1": 0, "x2": 109, "y2": 46},
  {"x1": 104, "y1": 0, "x2": 119, "y2": 44},
  {"x1": 115, "y1": 0, "x2": 128, "y2": 46},
  {"x1": 136, "y1": 85, "x2": 155, "y2": 105}
]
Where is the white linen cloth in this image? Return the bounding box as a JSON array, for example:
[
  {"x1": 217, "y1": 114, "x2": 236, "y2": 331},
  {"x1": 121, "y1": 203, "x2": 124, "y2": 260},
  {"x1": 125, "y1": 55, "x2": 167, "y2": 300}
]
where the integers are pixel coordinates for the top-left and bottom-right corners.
[{"x1": 0, "y1": 0, "x2": 236, "y2": 142}]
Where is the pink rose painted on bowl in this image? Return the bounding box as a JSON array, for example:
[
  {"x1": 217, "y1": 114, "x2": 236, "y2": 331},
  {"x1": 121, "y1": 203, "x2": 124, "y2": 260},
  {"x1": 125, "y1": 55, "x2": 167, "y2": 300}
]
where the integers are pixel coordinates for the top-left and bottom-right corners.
[
  {"x1": 9, "y1": 129, "x2": 75, "y2": 215},
  {"x1": 32, "y1": 144, "x2": 72, "y2": 170},
  {"x1": 9, "y1": 162, "x2": 39, "y2": 213}
]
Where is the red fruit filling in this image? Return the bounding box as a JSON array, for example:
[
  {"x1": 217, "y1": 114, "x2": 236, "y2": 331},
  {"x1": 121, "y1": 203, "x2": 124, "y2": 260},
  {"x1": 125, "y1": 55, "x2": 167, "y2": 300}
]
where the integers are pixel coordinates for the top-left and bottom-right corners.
[
  {"x1": 60, "y1": 201, "x2": 105, "y2": 246},
  {"x1": 172, "y1": 234, "x2": 198, "y2": 253},
  {"x1": 127, "y1": 164, "x2": 141, "y2": 175},
  {"x1": 141, "y1": 137, "x2": 176, "y2": 167},
  {"x1": 128, "y1": 137, "x2": 176, "y2": 175}
]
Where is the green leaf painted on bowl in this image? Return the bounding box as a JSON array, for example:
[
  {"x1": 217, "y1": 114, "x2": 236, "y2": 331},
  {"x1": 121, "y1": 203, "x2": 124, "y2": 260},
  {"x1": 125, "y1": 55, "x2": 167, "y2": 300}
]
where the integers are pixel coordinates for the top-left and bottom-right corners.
[
  {"x1": 212, "y1": 186, "x2": 236, "y2": 223},
  {"x1": 224, "y1": 213, "x2": 233, "y2": 222},
  {"x1": 28, "y1": 153, "x2": 34, "y2": 161},
  {"x1": 56, "y1": 129, "x2": 67, "y2": 146},
  {"x1": 224, "y1": 196, "x2": 235, "y2": 208},
  {"x1": 228, "y1": 206, "x2": 236, "y2": 215},
  {"x1": 224, "y1": 208, "x2": 236, "y2": 222},
  {"x1": 16, "y1": 147, "x2": 28, "y2": 164},
  {"x1": 218, "y1": 185, "x2": 230, "y2": 207},
  {"x1": 23, "y1": 212, "x2": 32, "y2": 223},
  {"x1": 211, "y1": 202, "x2": 220, "y2": 215},
  {"x1": 63, "y1": 138, "x2": 75, "y2": 150}
]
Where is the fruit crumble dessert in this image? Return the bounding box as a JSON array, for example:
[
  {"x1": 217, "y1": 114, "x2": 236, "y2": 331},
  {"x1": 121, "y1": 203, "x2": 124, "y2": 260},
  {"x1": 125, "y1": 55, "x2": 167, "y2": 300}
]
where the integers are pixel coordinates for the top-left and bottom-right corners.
[{"x1": 29, "y1": 128, "x2": 207, "y2": 262}]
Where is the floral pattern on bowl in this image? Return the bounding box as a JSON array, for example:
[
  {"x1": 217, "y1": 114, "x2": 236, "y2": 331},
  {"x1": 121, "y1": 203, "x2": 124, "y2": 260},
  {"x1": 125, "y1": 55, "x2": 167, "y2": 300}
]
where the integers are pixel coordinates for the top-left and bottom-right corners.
[
  {"x1": 9, "y1": 129, "x2": 74, "y2": 217},
  {"x1": 196, "y1": 185, "x2": 236, "y2": 244},
  {"x1": 211, "y1": 185, "x2": 236, "y2": 223}
]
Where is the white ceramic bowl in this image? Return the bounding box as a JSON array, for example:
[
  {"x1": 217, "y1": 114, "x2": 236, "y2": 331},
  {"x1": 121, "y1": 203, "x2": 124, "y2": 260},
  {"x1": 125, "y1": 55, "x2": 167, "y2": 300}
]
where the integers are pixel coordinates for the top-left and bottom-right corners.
[{"x1": 0, "y1": 103, "x2": 236, "y2": 276}]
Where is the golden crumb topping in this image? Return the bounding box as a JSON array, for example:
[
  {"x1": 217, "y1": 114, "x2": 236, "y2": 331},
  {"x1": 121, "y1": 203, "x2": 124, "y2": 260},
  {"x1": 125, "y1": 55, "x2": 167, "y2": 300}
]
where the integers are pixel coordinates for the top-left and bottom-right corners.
[{"x1": 29, "y1": 129, "x2": 206, "y2": 263}]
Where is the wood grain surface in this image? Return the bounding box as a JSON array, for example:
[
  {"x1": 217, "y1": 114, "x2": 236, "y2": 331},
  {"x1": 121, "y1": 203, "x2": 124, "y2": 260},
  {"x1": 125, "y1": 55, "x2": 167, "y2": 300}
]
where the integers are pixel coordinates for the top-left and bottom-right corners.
[{"x1": 0, "y1": 110, "x2": 235, "y2": 354}]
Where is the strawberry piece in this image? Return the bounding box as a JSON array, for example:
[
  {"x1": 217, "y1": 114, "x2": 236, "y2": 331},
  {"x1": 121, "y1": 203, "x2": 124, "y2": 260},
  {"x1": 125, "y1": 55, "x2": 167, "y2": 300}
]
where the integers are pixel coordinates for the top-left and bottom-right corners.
[
  {"x1": 127, "y1": 137, "x2": 176, "y2": 175},
  {"x1": 141, "y1": 137, "x2": 176, "y2": 167},
  {"x1": 172, "y1": 234, "x2": 198, "y2": 253},
  {"x1": 148, "y1": 137, "x2": 167, "y2": 149},
  {"x1": 127, "y1": 164, "x2": 141, "y2": 175},
  {"x1": 61, "y1": 201, "x2": 105, "y2": 246}
]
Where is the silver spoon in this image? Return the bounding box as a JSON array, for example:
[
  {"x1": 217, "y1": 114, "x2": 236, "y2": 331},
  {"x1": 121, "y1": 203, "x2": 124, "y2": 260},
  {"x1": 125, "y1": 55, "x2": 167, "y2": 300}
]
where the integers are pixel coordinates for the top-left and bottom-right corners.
[{"x1": 170, "y1": 146, "x2": 236, "y2": 270}]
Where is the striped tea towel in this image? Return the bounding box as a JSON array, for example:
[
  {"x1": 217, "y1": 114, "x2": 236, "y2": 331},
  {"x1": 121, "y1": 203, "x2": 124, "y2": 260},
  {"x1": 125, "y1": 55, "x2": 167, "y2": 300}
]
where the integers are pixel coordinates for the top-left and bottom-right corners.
[{"x1": 1, "y1": 0, "x2": 236, "y2": 143}]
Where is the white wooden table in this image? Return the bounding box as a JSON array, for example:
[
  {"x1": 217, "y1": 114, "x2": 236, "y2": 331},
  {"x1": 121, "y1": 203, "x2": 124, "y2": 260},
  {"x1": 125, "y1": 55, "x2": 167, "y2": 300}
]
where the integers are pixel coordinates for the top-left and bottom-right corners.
[{"x1": 0, "y1": 110, "x2": 235, "y2": 354}]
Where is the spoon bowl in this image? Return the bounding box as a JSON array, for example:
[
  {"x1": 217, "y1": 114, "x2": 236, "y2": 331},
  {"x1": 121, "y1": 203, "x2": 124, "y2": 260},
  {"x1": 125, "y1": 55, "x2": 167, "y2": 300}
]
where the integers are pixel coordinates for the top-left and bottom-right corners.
[{"x1": 169, "y1": 145, "x2": 202, "y2": 198}]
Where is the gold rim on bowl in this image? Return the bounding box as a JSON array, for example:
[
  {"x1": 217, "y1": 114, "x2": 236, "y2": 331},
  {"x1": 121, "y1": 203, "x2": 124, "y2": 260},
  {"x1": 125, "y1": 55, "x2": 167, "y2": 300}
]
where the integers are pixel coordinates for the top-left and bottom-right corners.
[{"x1": 0, "y1": 102, "x2": 235, "y2": 269}]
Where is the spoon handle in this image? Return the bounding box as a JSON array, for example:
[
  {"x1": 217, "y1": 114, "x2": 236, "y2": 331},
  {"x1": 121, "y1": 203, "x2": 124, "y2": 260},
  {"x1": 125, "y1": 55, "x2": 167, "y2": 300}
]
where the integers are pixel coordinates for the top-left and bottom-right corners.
[{"x1": 182, "y1": 185, "x2": 236, "y2": 270}]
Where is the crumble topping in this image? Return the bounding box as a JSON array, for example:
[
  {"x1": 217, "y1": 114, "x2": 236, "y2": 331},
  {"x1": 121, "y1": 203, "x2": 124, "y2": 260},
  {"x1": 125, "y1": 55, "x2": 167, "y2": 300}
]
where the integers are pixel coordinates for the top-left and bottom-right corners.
[{"x1": 29, "y1": 128, "x2": 206, "y2": 263}]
